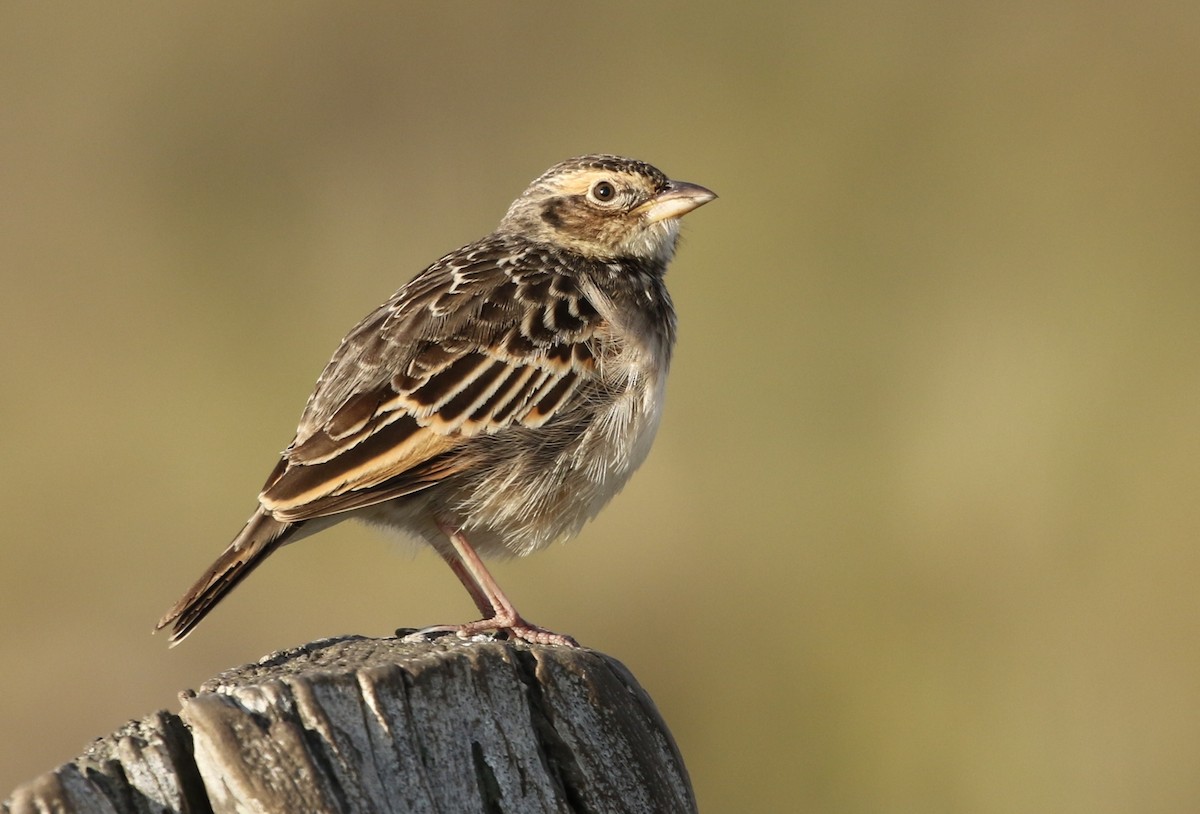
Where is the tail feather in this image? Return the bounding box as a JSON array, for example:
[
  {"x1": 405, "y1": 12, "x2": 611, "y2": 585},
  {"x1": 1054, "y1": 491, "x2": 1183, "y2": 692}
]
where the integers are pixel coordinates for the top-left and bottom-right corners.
[{"x1": 156, "y1": 509, "x2": 301, "y2": 645}]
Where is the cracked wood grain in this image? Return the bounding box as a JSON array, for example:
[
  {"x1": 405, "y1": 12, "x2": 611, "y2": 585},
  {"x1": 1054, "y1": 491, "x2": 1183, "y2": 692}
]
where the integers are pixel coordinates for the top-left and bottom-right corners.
[{"x1": 4, "y1": 637, "x2": 695, "y2": 814}]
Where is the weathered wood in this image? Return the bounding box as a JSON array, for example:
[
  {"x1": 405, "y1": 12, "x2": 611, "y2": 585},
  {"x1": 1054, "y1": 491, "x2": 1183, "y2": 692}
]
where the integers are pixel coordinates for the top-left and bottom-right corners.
[{"x1": 4, "y1": 636, "x2": 696, "y2": 814}]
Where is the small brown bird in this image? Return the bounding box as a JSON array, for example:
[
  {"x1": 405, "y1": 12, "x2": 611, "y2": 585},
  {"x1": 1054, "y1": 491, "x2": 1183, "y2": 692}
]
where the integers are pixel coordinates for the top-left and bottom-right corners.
[{"x1": 157, "y1": 154, "x2": 715, "y2": 647}]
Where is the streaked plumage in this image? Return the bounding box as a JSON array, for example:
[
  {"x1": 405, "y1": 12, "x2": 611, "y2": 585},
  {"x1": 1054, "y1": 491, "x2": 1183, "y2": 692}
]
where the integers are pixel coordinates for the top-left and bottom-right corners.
[{"x1": 157, "y1": 154, "x2": 715, "y2": 646}]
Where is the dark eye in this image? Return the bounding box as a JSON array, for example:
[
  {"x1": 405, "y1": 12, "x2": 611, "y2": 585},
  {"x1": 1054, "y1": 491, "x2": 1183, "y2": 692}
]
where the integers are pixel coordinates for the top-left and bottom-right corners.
[{"x1": 590, "y1": 180, "x2": 617, "y2": 203}]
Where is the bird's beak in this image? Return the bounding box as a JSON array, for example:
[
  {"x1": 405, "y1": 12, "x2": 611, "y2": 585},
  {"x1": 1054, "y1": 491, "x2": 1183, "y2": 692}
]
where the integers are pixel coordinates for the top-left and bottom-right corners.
[{"x1": 638, "y1": 180, "x2": 717, "y2": 224}]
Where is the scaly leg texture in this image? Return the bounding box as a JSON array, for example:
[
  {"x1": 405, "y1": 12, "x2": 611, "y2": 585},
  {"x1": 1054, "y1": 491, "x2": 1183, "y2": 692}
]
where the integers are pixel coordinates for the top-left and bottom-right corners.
[{"x1": 411, "y1": 521, "x2": 578, "y2": 647}]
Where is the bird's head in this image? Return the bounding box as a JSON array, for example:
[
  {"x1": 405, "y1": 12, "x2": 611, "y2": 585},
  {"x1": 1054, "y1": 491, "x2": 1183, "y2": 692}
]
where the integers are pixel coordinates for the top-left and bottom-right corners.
[{"x1": 498, "y1": 154, "x2": 716, "y2": 264}]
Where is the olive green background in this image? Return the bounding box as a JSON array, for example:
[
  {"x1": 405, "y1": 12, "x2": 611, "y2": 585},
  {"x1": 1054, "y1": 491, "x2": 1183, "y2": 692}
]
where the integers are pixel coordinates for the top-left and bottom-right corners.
[{"x1": 4, "y1": 3, "x2": 1198, "y2": 811}]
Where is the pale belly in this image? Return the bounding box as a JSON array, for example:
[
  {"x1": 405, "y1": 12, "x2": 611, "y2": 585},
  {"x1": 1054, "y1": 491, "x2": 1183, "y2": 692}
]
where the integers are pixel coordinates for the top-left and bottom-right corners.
[{"x1": 359, "y1": 363, "x2": 667, "y2": 559}]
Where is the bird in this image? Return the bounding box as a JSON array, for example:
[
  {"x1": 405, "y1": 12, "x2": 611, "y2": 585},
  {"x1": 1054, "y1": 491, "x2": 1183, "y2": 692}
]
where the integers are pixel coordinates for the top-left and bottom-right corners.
[{"x1": 156, "y1": 154, "x2": 716, "y2": 647}]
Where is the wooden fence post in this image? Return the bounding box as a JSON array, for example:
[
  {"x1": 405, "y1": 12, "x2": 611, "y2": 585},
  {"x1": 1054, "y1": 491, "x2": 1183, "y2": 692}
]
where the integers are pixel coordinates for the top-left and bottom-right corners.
[{"x1": 4, "y1": 636, "x2": 696, "y2": 813}]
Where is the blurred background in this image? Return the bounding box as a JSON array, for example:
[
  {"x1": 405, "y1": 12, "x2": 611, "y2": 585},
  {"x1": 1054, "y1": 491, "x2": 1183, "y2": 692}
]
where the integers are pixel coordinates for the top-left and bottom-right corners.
[{"x1": 3, "y1": 2, "x2": 1199, "y2": 811}]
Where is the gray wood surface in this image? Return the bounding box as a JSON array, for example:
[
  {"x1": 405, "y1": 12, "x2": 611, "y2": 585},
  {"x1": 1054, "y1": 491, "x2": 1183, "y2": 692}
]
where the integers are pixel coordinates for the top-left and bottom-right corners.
[{"x1": 4, "y1": 636, "x2": 696, "y2": 814}]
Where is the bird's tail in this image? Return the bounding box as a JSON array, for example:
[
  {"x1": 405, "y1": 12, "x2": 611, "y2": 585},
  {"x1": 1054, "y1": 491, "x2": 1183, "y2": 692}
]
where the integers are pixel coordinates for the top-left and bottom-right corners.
[{"x1": 156, "y1": 508, "x2": 301, "y2": 645}]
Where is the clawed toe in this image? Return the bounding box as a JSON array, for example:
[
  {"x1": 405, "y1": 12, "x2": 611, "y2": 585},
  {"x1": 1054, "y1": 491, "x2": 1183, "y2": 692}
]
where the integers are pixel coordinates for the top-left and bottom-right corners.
[
  {"x1": 399, "y1": 625, "x2": 459, "y2": 643},
  {"x1": 458, "y1": 612, "x2": 578, "y2": 646},
  {"x1": 400, "y1": 618, "x2": 578, "y2": 647},
  {"x1": 494, "y1": 623, "x2": 578, "y2": 648}
]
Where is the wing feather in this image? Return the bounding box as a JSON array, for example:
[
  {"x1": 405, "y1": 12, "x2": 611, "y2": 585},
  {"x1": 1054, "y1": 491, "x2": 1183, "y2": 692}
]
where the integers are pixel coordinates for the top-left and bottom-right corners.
[{"x1": 258, "y1": 236, "x2": 605, "y2": 521}]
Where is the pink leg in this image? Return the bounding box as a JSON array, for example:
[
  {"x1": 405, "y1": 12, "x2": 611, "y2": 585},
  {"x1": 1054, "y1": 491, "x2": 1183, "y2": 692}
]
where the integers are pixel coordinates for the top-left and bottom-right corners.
[
  {"x1": 439, "y1": 551, "x2": 493, "y2": 618},
  {"x1": 424, "y1": 520, "x2": 579, "y2": 647}
]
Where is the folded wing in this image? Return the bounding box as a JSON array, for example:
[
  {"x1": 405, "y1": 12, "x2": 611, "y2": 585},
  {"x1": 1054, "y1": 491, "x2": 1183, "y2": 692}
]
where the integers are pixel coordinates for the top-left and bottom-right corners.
[{"x1": 259, "y1": 238, "x2": 605, "y2": 521}]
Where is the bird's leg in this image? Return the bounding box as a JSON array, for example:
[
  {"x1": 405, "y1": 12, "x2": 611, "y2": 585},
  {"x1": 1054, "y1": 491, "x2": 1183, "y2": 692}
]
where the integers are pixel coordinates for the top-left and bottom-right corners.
[
  {"x1": 438, "y1": 551, "x2": 494, "y2": 618},
  {"x1": 431, "y1": 520, "x2": 578, "y2": 647}
]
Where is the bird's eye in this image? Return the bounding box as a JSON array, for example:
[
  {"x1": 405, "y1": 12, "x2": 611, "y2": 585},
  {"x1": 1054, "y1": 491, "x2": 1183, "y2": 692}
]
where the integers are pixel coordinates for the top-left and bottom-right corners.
[{"x1": 589, "y1": 180, "x2": 617, "y2": 204}]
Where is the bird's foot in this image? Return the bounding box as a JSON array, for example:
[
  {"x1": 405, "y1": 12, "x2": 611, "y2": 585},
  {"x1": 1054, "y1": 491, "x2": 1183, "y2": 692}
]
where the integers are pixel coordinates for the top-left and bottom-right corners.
[{"x1": 401, "y1": 614, "x2": 578, "y2": 647}]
